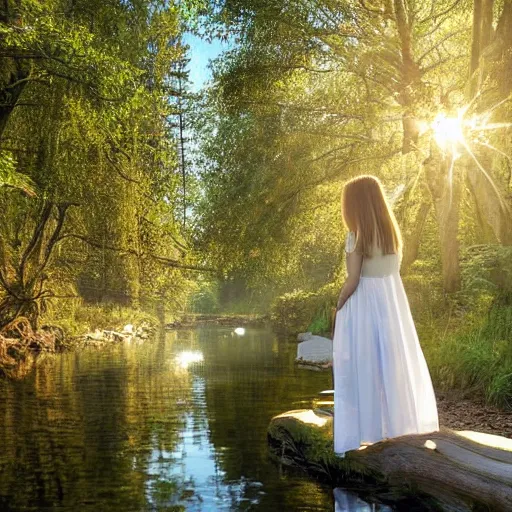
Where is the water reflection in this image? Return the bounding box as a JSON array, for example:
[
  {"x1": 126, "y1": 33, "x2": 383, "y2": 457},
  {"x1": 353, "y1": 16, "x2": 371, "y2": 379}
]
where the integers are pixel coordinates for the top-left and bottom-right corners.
[
  {"x1": 334, "y1": 488, "x2": 393, "y2": 512},
  {"x1": 175, "y1": 350, "x2": 204, "y2": 369},
  {"x1": 0, "y1": 326, "x2": 406, "y2": 511},
  {"x1": 146, "y1": 377, "x2": 266, "y2": 510}
]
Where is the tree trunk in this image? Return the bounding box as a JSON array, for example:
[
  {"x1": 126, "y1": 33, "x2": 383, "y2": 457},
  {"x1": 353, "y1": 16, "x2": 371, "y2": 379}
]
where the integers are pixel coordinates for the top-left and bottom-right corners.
[
  {"x1": 0, "y1": 202, "x2": 72, "y2": 329},
  {"x1": 424, "y1": 151, "x2": 461, "y2": 292},
  {"x1": 268, "y1": 409, "x2": 512, "y2": 511},
  {"x1": 0, "y1": 4, "x2": 30, "y2": 138},
  {"x1": 393, "y1": 0, "x2": 421, "y2": 154},
  {"x1": 481, "y1": 0, "x2": 495, "y2": 48},
  {"x1": 494, "y1": 0, "x2": 512, "y2": 95},
  {"x1": 466, "y1": 155, "x2": 512, "y2": 244},
  {"x1": 470, "y1": 0, "x2": 483, "y2": 97},
  {"x1": 401, "y1": 200, "x2": 431, "y2": 273},
  {"x1": 0, "y1": 66, "x2": 29, "y2": 138}
]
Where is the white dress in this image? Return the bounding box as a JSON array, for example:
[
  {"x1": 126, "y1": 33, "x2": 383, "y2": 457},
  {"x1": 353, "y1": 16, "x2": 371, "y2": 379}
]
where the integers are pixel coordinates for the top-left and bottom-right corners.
[{"x1": 333, "y1": 232, "x2": 439, "y2": 456}]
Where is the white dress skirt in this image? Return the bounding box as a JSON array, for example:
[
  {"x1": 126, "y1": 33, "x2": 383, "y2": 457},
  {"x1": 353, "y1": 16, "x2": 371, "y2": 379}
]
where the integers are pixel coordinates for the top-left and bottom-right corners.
[{"x1": 333, "y1": 232, "x2": 439, "y2": 456}]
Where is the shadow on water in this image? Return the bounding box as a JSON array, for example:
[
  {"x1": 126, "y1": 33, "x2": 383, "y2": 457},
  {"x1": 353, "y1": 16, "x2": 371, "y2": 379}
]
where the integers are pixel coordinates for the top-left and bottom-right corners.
[{"x1": 0, "y1": 325, "x2": 395, "y2": 511}]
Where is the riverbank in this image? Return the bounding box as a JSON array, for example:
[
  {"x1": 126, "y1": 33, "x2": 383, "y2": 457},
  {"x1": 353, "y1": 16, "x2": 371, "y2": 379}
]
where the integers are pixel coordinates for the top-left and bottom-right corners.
[
  {"x1": 0, "y1": 316, "x2": 156, "y2": 379},
  {"x1": 0, "y1": 307, "x2": 270, "y2": 379},
  {"x1": 0, "y1": 303, "x2": 161, "y2": 379},
  {"x1": 167, "y1": 313, "x2": 268, "y2": 328}
]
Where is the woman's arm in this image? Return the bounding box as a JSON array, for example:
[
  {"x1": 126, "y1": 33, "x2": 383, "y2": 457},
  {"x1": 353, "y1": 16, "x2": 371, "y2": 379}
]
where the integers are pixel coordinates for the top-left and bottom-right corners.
[
  {"x1": 336, "y1": 250, "x2": 363, "y2": 310},
  {"x1": 331, "y1": 251, "x2": 363, "y2": 337}
]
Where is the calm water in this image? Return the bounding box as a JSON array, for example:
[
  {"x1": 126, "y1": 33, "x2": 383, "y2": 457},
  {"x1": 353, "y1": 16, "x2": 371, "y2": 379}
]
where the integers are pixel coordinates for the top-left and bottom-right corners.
[{"x1": 0, "y1": 326, "x2": 391, "y2": 511}]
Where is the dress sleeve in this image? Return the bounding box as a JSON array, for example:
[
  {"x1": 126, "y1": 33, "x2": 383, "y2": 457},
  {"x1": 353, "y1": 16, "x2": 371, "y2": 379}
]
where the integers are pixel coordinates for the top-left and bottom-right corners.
[{"x1": 345, "y1": 231, "x2": 356, "y2": 253}]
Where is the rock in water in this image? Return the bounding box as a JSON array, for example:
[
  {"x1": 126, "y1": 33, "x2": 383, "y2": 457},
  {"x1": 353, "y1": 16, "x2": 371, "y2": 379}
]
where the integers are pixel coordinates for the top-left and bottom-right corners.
[
  {"x1": 123, "y1": 324, "x2": 134, "y2": 334},
  {"x1": 233, "y1": 327, "x2": 245, "y2": 336},
  {"x1": 296, "y1": 335, "x2": 332, "y2": 363}
]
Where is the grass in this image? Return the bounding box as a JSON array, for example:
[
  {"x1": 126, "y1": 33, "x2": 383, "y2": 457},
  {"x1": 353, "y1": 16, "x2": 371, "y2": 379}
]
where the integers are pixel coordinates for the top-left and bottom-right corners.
[
  {"x1": 307, "y1": 303, "x2": 332, "y2": 336},
  {"x1": 424, "y1": 304, "x2": 512, "y2": 409}
]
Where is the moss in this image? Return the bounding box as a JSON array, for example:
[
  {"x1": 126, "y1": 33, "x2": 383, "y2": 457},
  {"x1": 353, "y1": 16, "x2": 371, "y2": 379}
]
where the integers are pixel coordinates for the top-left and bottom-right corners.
[{"x1": 268, "y1": 410, "x2": 383, "y2": 483}]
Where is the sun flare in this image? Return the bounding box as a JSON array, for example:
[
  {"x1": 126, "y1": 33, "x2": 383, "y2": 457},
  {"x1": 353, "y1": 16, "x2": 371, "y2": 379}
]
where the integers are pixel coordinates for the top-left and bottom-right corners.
[
  {"x1": 431, "y1": 112, "x2": 465, "y2": 153},
  {"x1": 427, "y1": 101, "x2": 512, "y2": 210}
]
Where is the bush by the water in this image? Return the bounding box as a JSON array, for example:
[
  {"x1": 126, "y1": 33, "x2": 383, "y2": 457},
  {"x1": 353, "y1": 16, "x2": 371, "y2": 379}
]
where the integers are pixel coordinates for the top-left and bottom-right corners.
[{"x1": 270, "y1": 283, "x2": 339, "y2": 335}]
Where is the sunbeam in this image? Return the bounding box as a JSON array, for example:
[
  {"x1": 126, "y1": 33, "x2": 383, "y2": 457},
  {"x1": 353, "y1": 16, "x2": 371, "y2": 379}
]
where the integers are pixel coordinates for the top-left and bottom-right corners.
[
  {"x1": 471, "y1": 122, "x2": 512, "y2": 131},
  {"x1": 429, "y1": 96, "x2": 511, "y2": 212},
  {"x1": 461, "y1": 138, "x2": 507, "y2": 210},
  {"x1": 474, "y1": 140, "x2": 511, "y2": 161}
]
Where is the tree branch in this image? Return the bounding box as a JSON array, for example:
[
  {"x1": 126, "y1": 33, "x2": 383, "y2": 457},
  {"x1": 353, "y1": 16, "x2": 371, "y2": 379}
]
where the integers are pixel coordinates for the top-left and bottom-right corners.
[
  {"x1": 18, "y1": 202, "x2": 53, "y2": 285},
  {"x1": 419, "y1": 0, "x2": 465, "y2": 24},
  {"x1": 58, "y1": 234, "x2": 215, "y2": 272}
]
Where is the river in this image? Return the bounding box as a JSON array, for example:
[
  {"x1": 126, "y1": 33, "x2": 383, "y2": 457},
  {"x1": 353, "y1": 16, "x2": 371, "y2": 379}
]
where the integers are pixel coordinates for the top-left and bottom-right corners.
[{"x1": 0, "y1": 325, "x2": 393, "y2": 511}]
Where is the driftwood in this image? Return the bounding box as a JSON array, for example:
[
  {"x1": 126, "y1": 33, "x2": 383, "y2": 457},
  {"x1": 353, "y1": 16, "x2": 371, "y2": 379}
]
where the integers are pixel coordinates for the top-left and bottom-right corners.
[{"x1": 268, "y1": 405, "x2": 512, "y2": 511}]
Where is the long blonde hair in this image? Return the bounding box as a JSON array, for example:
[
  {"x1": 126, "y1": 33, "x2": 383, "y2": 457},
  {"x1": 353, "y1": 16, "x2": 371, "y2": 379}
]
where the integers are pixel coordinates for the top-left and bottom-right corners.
[{"x1": 342, "y1": 175, "x2": 402, "y2": 257}]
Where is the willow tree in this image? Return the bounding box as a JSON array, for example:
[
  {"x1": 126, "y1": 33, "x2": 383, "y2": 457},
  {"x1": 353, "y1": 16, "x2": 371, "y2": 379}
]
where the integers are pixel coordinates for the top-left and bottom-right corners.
[{"x1": 0, "y1": 0, "x2": 195, "y2": 328}]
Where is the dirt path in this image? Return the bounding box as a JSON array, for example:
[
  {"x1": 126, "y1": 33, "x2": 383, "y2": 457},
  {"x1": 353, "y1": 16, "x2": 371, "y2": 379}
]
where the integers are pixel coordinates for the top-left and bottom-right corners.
[{"x1": 437, "y1": 392, "x2": 512, "y2": 438}]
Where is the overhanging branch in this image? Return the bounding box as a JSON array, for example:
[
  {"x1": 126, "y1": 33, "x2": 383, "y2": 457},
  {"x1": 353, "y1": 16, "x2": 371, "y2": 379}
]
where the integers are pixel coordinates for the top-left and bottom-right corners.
[{"x1": 58, "y1": 234, "x2": 216, "y2": 272}]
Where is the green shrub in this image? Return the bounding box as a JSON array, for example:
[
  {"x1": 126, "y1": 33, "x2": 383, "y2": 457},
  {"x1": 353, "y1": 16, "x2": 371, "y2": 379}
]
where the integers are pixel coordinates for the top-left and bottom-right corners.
[
  {"x1": 459, "y1": 245, "x2": 512, "y2": 305},
  {"x1": 271, "y1": 282, "x2": 338, "y2": 335},
  {"x1": 188, "y1": 280, "x2": 220, "y2": 314}
]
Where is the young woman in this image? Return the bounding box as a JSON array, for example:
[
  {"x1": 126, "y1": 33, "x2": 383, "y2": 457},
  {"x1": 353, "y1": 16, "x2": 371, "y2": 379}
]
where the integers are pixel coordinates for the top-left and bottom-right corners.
[{"x1": 333, "y1": 175, "x2": 439, "y2": 457}]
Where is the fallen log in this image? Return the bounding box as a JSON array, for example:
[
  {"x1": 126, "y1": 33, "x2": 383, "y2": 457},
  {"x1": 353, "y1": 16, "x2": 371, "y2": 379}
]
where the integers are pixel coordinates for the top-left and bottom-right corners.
[{"x1": 268, "y1": 408, "x2": 512, "y2": 511}]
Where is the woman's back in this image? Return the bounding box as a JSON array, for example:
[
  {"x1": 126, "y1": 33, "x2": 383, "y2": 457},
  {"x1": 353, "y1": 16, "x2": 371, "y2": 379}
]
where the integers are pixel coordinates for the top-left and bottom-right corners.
[
  {"x1": 361, "y1": 247, "x2": 400, "y2": 277},
  {"x1": 346, "y1": 231, "x2": 400, "y2": 278}
]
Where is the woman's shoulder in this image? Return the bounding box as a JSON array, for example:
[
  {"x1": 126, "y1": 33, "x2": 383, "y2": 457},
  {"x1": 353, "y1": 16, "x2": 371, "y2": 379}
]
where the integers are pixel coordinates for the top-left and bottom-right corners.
[{"x1": 345, "y1": 231, "x2": 356, "y2": 253}]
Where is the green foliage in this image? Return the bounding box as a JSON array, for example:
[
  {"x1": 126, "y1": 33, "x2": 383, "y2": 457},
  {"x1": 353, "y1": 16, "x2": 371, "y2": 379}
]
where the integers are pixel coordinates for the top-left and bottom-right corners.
[
  {"x1": 0, "y1": 0, "x2": 198, "y2": 327},
  {"x1": 188, "y1": 279, "x2": 220, "y2": 313},
  {"x1": 0, "y1": 151, "x2": 35, "y2": 194},
  {"x1": 459, "y1": 245, "x2": 512, "y2": 303},
  {"x1": 434, "y1": 305, "x2": 512, "y2": 408},
  {"x1": 270, "y1": 282, "x2": 338, "y2": 335}
]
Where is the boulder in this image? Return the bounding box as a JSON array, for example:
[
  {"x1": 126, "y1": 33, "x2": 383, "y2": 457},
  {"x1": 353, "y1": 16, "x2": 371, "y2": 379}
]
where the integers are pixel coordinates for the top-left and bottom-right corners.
[{"x1": 296, "y1": 335, "x2": 332, "y2": 363}]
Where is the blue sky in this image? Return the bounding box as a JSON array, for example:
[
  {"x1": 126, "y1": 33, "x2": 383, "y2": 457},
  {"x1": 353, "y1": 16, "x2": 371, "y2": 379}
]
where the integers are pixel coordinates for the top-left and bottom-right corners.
[{"x1": 183, "y1": 33, "x2": 229, "y2": 92}]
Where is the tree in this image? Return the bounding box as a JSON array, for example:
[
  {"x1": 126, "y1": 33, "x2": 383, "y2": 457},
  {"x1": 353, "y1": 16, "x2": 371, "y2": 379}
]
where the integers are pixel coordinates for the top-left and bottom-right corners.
[
  {"x1": 193, "y1": 0, "x2": 495, "y2": 294},
  {"x1": 0, "y1": 0, "x2": 199, "y2": 327}
]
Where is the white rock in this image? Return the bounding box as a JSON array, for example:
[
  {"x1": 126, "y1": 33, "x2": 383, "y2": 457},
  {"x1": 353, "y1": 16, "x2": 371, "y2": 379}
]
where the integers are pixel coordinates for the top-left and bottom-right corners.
[
  {"x1": 296, "y1": 335, "x2": 333, "y2": 363},
  {"x1": 86, "y1": 329, "x2": 105, "y2": 341},
  {"x1": 233, "y1": 327, "x2": 245, "y2": 336},
  {"x1": 123, "y1": 324, "x2": 134, "y2": 334}
]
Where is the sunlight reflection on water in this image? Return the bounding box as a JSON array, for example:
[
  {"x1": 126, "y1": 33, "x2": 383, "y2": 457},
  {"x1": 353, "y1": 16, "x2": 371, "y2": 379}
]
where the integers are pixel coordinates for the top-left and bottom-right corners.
[{"x1": 175, "y1": 350, "x2": 204, "y2": 369}]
